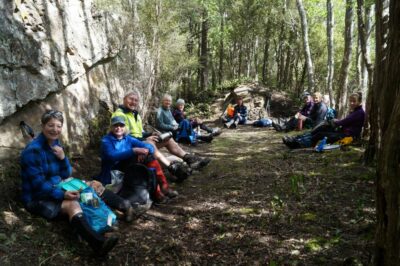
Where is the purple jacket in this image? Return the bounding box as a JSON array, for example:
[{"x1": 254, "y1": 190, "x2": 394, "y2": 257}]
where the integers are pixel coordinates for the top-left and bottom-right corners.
[
  {"x1": 299, "y1": 101, "x2": 314, "y2": 116},
  {"x1": 335, "y1": 106, "x2": 365, "y2": 137}
]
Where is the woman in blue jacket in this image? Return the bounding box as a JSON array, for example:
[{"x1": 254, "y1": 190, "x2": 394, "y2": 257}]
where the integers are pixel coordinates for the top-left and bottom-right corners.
[
  {"x1": 97, "y1": 116, "x2": 178, "y2": 203},
  {"x1": 20, "y1": 110, "x2": 119, "y2": 255}
]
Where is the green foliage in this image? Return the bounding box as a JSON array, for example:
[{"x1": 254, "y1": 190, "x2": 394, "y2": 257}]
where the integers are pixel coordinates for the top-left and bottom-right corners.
[{"x1": 94, "y1": 0, "x2": 375, "y2": 105}]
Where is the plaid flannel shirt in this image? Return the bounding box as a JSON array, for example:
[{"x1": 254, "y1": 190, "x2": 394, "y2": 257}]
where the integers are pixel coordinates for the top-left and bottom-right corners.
[{"x1": 20, "y1": 133, "x2": 71, "y2": 205}]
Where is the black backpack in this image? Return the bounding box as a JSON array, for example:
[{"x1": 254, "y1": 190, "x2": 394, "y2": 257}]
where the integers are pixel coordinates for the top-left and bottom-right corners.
[{"x1": 118, "y1": 163, "x2": 157, "y2": 205}]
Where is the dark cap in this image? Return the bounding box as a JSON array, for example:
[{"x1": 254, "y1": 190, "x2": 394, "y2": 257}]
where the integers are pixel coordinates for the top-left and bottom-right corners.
[{"x1": 111, "y1": 116, "x2": 126, "y2": 126}]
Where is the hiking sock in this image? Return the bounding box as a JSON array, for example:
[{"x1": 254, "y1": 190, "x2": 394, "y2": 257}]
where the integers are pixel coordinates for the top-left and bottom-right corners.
[{"x1": 147, "y1": 160, "x2": 169, "y2": 190}]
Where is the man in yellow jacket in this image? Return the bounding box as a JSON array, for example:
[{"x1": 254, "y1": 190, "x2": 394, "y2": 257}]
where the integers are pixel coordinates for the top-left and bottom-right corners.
[{"x1": 112, "y1": 91, "x2": 210, "y2": 181}]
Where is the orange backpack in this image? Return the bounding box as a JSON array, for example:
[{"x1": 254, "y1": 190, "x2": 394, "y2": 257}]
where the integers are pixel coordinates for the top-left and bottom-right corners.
[{"x1": 226, "y1": 104, "x2": 235, "y2": 118}]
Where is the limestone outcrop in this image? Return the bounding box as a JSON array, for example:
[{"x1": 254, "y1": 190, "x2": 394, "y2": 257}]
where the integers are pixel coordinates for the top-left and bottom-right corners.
[{"x1": 0, "y1": 0, "x2": 154, "y2": 159}]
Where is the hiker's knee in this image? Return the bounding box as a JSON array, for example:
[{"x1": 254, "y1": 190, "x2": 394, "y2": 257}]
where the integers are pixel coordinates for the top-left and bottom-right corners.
[{"x1": 61, "y1": 200, "x2": 82, "y2": 218}]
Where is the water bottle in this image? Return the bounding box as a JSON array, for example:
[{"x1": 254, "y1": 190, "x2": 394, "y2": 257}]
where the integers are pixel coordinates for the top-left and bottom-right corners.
[
  {"x1": 315, "y1": 136, "x2": 327, "y2": 152},
  {"x1": 157, "y1": 132, "x2": 173, "y2": 142}
]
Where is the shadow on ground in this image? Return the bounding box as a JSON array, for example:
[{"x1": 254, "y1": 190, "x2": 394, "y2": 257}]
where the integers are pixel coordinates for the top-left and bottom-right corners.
[{"x1": 0, "y1": 125, "x2": 375, "y2": 265}]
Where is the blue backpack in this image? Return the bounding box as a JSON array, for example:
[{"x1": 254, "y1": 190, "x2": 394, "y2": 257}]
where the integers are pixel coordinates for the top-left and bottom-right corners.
[
  {"x1": 325, "y1": 108, "x2": 337, "y2": 121},
  {"x1": 79, "y1": 186, "x2": 117, "y2": 233},
  {"x1": 175, "y1": 119, "x2": 197, "y2": 144},
  {"x1": 253, "y1": 118, "x2": 272, "y2": 127}
]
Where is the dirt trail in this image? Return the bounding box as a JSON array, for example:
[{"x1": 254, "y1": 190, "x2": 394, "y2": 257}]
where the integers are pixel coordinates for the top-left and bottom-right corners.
[{"x1": 0, "y1": 125, "x2": 375, "y2": 265}]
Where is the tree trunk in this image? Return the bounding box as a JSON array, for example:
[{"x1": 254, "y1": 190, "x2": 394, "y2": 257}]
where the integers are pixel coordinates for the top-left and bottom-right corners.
[
  {"x1": 335, "y1": 0, "x2": 354, "y2": 117},
  {"x1": 254, "y1": 36, "x2": 259, "y2": 82},
  {"x1": 364, "y1": 0, "x2": 388, "y2": 165},
  {"x1": 218, "y1": 11, "x2": 225, "y2": 85},
  {"x1": 199, "y1": 8, "x2": 209, "y2": 92},
  {"x1": 296, "y1": 0, "x2": 315, "y2": 92},
  {"x1": 262, "y1": 21, "x2": 271, "y2": 85},
  {"x1": 374, "y1": 1, "x2": 400, "y2": 264},
  {"x1": 326, "y1": 0, "x2": 335, "y2": 107}
]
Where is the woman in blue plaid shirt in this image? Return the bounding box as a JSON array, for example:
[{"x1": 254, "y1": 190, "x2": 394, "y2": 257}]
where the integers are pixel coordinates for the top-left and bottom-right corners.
[{"x1": 20, "y1": 110, "x2": 118, "y2": 255}]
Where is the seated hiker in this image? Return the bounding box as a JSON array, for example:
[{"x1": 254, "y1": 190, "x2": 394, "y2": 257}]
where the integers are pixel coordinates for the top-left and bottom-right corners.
[
  {"x1": 323, "y1": 94, "x2": 337, "y2": 121},
  {"x1": 296, "y1": 92, "x2": 327, "y2": 129},
  {"x1": 272, "y1": 92, "x2": 314, "y2": 132},
  {"x1": 173, "y1": 98, "x2": 221, "y2": 137},
  {"x1": 156, "y1": 94, "x2": 216, "y2": 146},
  {"x1": 283, "y1": 92, "x2": 365, "y2": 149},
  {"x1": 20, "y1": 110, "x2": 126, "y2": 255},
  {"x1": 224, "y1": 97, "x2": 248, "y2": 129},
  {"x1": 112, "y1": 91, "x2": 210, "y2": 174},
  {"x1": 96, "y1": 116, "x2": 178, "y2": 204},
  {"x1": 221, "y1": 103, "x2": 235, "y2": 123},
  {"x1": 156, "y1": 97, "x2": 212, "y2": 143}
]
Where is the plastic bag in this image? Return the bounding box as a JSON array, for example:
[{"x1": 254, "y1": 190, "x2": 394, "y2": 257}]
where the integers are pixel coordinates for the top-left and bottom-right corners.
[
  {"x1": 79, "y1": 186, "x2": 117, "y2": 233},
  {"x1": 105, "y1": 170, "x2": 124, "y2": 193}
]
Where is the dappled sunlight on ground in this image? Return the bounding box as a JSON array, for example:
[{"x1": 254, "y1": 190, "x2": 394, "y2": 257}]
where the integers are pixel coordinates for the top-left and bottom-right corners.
[{"x1": 0, "y1": 124, "x2": 375, "y2": 265}]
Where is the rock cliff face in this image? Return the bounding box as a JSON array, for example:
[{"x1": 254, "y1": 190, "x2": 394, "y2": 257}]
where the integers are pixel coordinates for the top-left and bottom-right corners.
[{"x1": 0, "y1": 0, "x2": 154, "y2": 159}]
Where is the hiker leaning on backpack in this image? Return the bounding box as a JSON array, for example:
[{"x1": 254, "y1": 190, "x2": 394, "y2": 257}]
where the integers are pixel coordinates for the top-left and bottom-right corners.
[
  {"x1": 155, "y1": 94, "x2": 212, "y2": 165},
  {"x1": 113, "y1": 91, "x2": 195, "y2": 182},
  {"x1": 96, "y1": 116, "x2": 178, "y2": 203},
  {"x1": 224, "y1": 97, "x2": 248, "y2": 129},
  {"x1": 173, "y1": 98, "x2": 221, "y2": 137},
  {"x1": 283, "y1": 92, "x2": 365, "y2": 149},
  {"x1": 20, "y1": 110, "x2": 122, "y2": 255}
]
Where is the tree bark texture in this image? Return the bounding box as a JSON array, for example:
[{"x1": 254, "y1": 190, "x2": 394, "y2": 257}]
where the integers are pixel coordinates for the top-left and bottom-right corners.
[
  {"x1": 364, "y1": 0, "x2": 388, "y2": 164},
  {"x1": 262, "y1": 22, "x2": 270, "y2": 85},
  {"x1": 336, "y1": 0, "x2": 354, "y2": 117},
  {"x1": 374, "y1": 1, "x2": 400, "y2": 264},
  {"x1": 296, "y1": 0, "x2": 315, "y2": 93},
  {"x1": 326, "y1": 0, "x2": 335, "y2": 107},
  {"x1": 199, "y1": 8, "x2": 209, "y2": 92}
]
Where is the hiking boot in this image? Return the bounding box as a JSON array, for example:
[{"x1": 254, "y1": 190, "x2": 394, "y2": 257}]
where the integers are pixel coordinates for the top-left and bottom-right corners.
[
  {"x1": 211, "y1": 127, "x2": 222, "y2": 136},
  {"x1": 154, "y1": 194, "x2": 169, "y2": 204},
  {"x1": 272, "y1": 122, "x2": 284, "y2": 132},
  {"x1": 183, "y1": 154, "x2": 211, "y2": 170},
  {"x1": 168, "y1": 161, "x2": 191, "y2": 182},
  {"x1": 99, "y1": 235, "x2": 119, "y2": 256},
  {"x1": 199, "y1": 134, "x2": 213, "y2": 143},
  {"x1": 163, "y1": 188, "x2": 179, "y2": 198},
  {"x1": 285, "y1": 139, "x2": 301, "y2": 149}
]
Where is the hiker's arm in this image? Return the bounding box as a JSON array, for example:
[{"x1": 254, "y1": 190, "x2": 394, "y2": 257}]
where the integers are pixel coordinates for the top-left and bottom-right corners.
[
  {"x1": 128, "y1": 136, "x2": 155, "y2": 154},
  {"x1": 241, "y1": 106, "x2": 248, "y2": 118},
  {"x1": 21, "y1": 148, "x2": 65, "y2": 200},
  {"x1": 335, "y1": 111, "x2": 363, "y2": 128},
  {"x1": 52, "y1": 145, "x2": 72, "y2": 179},
  {"x1": 101, "y1": 139, "x2": 134, "y2": 162}
]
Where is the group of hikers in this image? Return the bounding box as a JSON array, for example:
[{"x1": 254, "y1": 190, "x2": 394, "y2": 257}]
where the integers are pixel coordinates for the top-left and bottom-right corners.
[{"x1": 19, "y1": 89, "x2": 365, "y2": 255}]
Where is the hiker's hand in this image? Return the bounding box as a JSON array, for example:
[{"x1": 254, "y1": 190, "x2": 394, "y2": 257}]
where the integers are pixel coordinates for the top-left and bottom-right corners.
[
  {"x1": 64, "y1": 191, "x2": 80, "y2": 200},
  {"x1": 133, "y1": 148, "x2": 149, "y2": 156},
  {"x1": 173, "y1": 124, "x2": 179, "y2": 130},
  {"x1": 146, "y1": 135, "x2": 159, "y2": 142},
  {"x1": 52, "y1": 145, "x2": 65, "y2": 160},
  {"x1": 152, "y1": 132, "x2": 160, "y2": 136}
]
